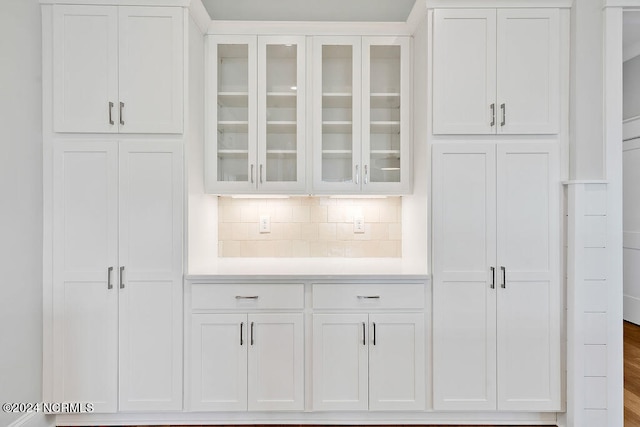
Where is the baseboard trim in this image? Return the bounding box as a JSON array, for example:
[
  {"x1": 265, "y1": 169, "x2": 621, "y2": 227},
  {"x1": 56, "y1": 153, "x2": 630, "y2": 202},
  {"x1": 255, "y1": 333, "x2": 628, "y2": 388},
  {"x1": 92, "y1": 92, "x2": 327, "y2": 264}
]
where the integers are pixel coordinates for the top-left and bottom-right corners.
[
  {"x1": 8, "y1": 412, "x2": 54, "y2": 427},
  {"x1": 624, "y1": 295, "x2": 640, "y2": 325}
]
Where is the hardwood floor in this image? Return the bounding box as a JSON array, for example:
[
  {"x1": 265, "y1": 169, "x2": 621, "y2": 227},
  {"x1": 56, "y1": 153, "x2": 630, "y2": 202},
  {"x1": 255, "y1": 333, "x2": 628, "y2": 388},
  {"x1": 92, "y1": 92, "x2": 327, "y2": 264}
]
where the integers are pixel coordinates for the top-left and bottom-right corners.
[{"x1": 627, "y1": 320, "x2": 640, "y2": 426}]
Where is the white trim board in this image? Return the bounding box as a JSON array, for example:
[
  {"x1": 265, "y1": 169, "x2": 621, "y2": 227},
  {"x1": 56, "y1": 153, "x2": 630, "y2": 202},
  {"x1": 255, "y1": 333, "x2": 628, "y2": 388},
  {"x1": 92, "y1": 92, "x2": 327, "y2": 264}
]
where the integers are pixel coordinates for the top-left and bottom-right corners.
[
  {"x1": 8, "y1": 413, "x2": 54, "y2": 427},
  {"x1": 623, "y1": 115, "x2": 640, "y2": 140},
  {"x1": 426, "y1": 0, "x2": 572, "y2": 8},
  {"x1": 207, "y1": 20, "x2": 412, "y2": 36},
  {"x1": 624, "y1": 295, "x2": 640, "y2": 325}
]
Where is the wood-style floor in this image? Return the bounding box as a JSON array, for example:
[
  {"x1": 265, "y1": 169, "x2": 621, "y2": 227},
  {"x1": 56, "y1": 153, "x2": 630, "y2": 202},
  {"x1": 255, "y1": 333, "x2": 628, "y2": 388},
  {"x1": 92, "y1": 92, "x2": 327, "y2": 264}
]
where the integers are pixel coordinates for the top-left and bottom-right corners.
[{"x1": 76, "y1": 321, "x2": 640, "y2": 427}]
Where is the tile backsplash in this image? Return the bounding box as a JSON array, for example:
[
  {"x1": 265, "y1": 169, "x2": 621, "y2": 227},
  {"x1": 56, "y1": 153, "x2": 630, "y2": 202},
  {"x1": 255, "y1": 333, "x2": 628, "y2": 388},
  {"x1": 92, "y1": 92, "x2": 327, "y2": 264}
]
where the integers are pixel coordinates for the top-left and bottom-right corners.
[{"x1": 218, "y1": 197, "x2": 401, "y2": 257}]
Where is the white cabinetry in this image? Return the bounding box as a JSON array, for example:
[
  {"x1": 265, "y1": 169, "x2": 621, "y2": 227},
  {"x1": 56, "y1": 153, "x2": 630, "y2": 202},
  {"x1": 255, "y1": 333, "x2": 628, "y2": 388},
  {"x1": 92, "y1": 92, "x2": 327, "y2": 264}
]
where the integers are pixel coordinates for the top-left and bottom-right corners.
[
  {"x1": 433, "y1": 9, "x2": 559, "y2": 135},
  {"x1": 53, "y1": 5, "x2": 184, "y2": 133},
  {"x1": 189, "y1": 284, "x2": 305, "y2": 411},
  {"x1": 205, "y1": 35, "x2": 306, "y2": 194},
  {"x1": 431, "y1": 142, "x2": 560, "y2": 411},
  {"x1": 312, "y1": 284, "x2": 425, "y2": 411},
  {"x1": 313, "y1": 36, "x2": 411, "y2": 194},
  {"x1": 52, "y1": 140, "x2": 183, "y2": 412}
]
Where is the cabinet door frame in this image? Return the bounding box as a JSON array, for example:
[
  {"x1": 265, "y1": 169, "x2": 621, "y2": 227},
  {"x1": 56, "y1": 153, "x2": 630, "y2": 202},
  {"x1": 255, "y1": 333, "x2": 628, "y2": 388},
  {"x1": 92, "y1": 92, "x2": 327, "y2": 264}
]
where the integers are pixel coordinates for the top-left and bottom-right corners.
[
  {"x1": 312, "y1": 36, "x2": 363, "y2": 194},
  {"x1": 256, "y1": 35, "x2": 307, "y2": 193},
  {"x1": 361, "y1": 36, "x2": 412, "y2": 194},
  {"x1": 205, "y1": 35, "x2": 258, "y2": 194}
]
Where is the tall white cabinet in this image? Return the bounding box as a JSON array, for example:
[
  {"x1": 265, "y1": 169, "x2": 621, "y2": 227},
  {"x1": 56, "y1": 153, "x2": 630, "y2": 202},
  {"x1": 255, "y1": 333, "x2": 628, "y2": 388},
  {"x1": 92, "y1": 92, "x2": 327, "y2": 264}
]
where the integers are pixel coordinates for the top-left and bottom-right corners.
[{"x1": 431, "y1": 142, "x2": 561, "y2": 411}]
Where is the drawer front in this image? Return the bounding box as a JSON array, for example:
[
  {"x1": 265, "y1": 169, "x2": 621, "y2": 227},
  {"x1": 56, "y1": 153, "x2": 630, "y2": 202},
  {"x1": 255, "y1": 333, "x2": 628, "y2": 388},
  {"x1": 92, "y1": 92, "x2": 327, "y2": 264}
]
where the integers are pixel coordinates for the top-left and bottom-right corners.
[
  {"x1": 312, "y1": 284, "x2": 424, "y2": 310},
  {"x1": 191, "y1": 284, "x2": 304, "y2": 310}
]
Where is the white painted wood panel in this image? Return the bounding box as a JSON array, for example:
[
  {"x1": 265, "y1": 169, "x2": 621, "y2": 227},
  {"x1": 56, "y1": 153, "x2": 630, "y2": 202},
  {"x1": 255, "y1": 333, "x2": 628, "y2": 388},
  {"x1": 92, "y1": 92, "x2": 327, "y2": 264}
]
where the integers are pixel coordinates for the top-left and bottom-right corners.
[
  {"x1": 52, "y1": 141, "x2": 118, "y2": 413},
  {"x1": 247, "y1": 313, "x2": 304, "y2": 411},
  {"x1": 312, "y1": 313, "x2": 369, "y2": 411},
  {"x1": 497, "y1": 9, "x2": 559, "y2": 134},
  {"x1": 433, "y1": 9, "x2": 496, "y2": 134},
  {"x1": 368, "y1": 313, "x2": 425, "y2": 411},
  {"x1": 118, "y1": 7, "x2": 184, "y2": 133},
  {"x1": 118, "y1": 141, "x2": 183, "y2": 411},
  {"x1": 312, "y1": 283, "x2": 424, "y2": 310},
  {"x1": 53, "y1": 6, "x2": 118, "y2": 133},
  {"x1": 432, "y1": 143, "x2": 497, "y2": 410},
  {"x1": 191, "y1": 283, "x2": 304, "y2": 310},
  {"x1": 624, "y1": 139, "x2": 640, "y2": 323},
  {"x1": 190, "y1": 313, "x2": 248, "y2": 411}
]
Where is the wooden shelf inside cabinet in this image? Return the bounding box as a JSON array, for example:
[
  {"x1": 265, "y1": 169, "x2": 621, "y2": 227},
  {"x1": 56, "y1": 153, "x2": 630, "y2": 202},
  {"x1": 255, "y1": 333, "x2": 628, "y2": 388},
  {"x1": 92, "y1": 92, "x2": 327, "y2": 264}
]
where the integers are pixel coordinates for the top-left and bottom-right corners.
[
  {"x1": 218, "y1": 121, "x2": 249, "y2": 132},
  {"x1": 370, "y1": 93, "x2": 401, "y2": 108},
  {"x1": 370, "y1": 149, "x2": 401, "y2": 156},
  {"x1": 322, "y1": 121, "x2": 353, "y2": 133},
  {"x1": 217, "y1": 149, "x2": 249, "y2": 159},
  {"x1": 322, "y1": 92, "x2": 352, "y2": 108},
  {"x1": 267, "y1": 92, "x2": 297, "y2": 108},
  {"x1": 266, "y1": 150, "x2": 297, "y2": 158},
  {"x1": 218, "y1": 92, "x2": 249, "y2": 107},
  {"x1": 267, "y1": 121, "x2": 297, "y2": 133},
  {"x1": 322, "y1": 149, "x2": 353, "y2": 159},
  {"x1": 370, "y1": 121, "x2": 400, "y2": 134}
]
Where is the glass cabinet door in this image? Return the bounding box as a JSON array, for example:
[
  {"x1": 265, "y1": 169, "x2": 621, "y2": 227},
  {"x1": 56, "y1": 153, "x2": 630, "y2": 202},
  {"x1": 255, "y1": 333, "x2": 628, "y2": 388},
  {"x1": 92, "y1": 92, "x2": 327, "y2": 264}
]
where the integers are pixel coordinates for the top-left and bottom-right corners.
[
  {"x1": 206, "y1": 36, "x2": 257, "y2": 193},
  {"x1": 257, "y1": 36, "x2": 306, "y2": 192},
  {"x1": 362, "y1": 37, "x2": 410, "y2": 194},
  {"x1": 313, "y1": 37, "x2": 362, "y2": 193}
]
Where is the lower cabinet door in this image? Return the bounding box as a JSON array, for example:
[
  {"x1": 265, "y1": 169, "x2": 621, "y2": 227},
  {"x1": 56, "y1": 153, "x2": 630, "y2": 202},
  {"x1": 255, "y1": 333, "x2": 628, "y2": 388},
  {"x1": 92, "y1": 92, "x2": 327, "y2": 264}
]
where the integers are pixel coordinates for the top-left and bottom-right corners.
[
  {"x1": 190, "y1": 313, "x2": 248, "y2": 411},
  {"x1": 312, "y1": 313, "x2": 369, "y2": 411},
  {"x1": 247, "y1": 313, "x2": 305, "y2": 411},
  {"x1": 368, "y1": 313, "x2": 425, "y2": 411}
]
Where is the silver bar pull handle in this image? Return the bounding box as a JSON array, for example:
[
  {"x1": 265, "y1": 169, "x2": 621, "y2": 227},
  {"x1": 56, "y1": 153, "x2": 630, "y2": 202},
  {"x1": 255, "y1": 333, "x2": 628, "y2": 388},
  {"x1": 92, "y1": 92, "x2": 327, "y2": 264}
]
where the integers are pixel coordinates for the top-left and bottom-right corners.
[
  {"x1": 240, "y1": 322, "x2": 244, "y2": 346},
  {"x1": 357, "y1": 295, "x2": 380, "y2": 299},
  {"x1": 250, "y1": 321, "x2": 254, "y2": 346},
  {"x1": 119, "y1": 266, "x2": 125, "y2": 289},
  {"x1": 235, "y1": 295, "x2": 259, "y2": 300},
  {"x1": 119, "y1": 102, "x2": 124, "y2": 126},
  {"x1": 373, "y1": 322, "x2": 376, "y2": 346},
  {"x1": 490, "y1": 266, "x2": 495, "y2": 289},
  {"x1": 355, "y1": 165, "x2": 360, "y2": 185},
  {"x1": 500, "y1": 103, "x2": 506, "y2": 126},
  {"x1": 362, "y1": 322, "x2": 366, "y2": 345},
  {"x1": 501, "y1": 266, "x2": 506, "y2": 288},
  {"x1": 250, "y1": 164, "x2": 254, "y2": 184},
  {"x1": 107, "y1": 266, "x2": 113, "y2": 289},
  {"x1": 364, "y1": 165, "x2": 369, "y2": 184},
  {"x1": 490, "y1": 103, "x2": 495, "y2": 126},
  {"x1": 259, "y1": 164, "x2": 263, "y2": 184},
  {"x1": 109, "y1": 102, "x2": 114, "y2": 125}
]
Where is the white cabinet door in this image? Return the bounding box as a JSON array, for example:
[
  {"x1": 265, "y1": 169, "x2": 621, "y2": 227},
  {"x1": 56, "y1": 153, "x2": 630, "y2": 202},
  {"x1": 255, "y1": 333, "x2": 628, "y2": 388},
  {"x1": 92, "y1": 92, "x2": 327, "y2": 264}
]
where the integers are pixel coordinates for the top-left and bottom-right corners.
[
  {"x1": 53, "y1": 6, "x2": 118, "y2": 133},
  {"x1": 432, "y1": 143, "x2": 497, "y2": 410},
  {"x1": 118, "y1": 141, "x2": 183, "y2": 411},
  {"x1": 118, "y1": 7, "x2": 184, "y2": 133},
  {"x1": 190, "y1": 314, "x2": 248, "y2": 411},
  {"x1": 312, "y1": 313, "x2": 369, "y2": 411},
  {"x1": 52, "y1": 141, "x2": 118, "y2": 413},
  {"x1": 433, "y1": 9, "x2": 497, "y2": 135},
  {"x1": 312, "y1": 36, "x2": 362, "y2": 193},
  {"x1": 248, "y1": 313, "x2": 304, "y2": 411},
  {"x1": 257, "y1": 36, "x2": 307, "y2": 193},
  {"x1": 496, "y1": 143, "x2": 560, "y2": 410},
  {"x1": 369, "y1": 313, "x2": 425, "y2": 411},
  {"x1": 361, "y1": 36, "x2": 411, "y2": 194},
  {"x1": 497, "y1": 10, "x2": 559, "y2": 134}
]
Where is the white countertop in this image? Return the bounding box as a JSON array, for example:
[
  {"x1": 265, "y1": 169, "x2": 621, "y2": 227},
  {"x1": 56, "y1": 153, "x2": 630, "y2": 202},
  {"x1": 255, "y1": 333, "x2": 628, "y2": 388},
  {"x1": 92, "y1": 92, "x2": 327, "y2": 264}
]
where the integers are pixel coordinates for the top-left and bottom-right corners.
[{"x1": 186, "y1": 257, "x2": 428, "y2": 279}]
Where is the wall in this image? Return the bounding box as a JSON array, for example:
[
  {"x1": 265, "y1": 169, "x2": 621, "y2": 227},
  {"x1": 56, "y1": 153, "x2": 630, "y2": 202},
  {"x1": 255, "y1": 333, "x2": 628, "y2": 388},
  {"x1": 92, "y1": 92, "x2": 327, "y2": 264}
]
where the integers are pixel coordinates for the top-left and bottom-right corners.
[
  {"x1": 0, "y1": 0, "x2": 44, "y2": 426},
  {"x1": 623, "y1": 56, "x2": 640, "y2": 119},
  {"x1": 218, "y1": 197, "x2": 402, "y2": 257}
]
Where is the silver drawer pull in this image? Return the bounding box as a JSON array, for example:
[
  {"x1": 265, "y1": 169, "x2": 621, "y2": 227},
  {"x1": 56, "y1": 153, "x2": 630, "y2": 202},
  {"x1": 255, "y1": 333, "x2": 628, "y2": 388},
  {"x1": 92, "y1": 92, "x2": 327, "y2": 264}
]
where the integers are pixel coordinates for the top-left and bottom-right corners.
[
  {"x1": 235, "y1": 295, "x2": 259, "y2": 300},
  {"x1": 357, "y1": 295, "x2": 380, "y2": 299}
]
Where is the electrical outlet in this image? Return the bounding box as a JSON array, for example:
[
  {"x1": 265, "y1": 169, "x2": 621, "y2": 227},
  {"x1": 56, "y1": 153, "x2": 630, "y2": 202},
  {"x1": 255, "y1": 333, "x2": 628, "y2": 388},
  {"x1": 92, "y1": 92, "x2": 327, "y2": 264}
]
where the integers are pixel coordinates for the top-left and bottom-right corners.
[
  {"x1": 259, "y1": 215, "x2": 270, "y2": 233},
  {"x1": 353, "y1": 216, "x2": 365, "y2": 233}
]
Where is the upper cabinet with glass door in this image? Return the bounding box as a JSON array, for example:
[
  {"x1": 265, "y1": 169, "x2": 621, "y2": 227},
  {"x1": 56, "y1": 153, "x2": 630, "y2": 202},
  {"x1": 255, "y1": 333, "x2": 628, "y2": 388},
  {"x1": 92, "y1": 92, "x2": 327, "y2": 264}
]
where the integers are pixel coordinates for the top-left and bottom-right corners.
[
  {"x1": 312, "y1": 36, "x2": 411, "y2": 194},
  {"x1": 205, "y1": 35, "x2": 306, "y2": 194}
]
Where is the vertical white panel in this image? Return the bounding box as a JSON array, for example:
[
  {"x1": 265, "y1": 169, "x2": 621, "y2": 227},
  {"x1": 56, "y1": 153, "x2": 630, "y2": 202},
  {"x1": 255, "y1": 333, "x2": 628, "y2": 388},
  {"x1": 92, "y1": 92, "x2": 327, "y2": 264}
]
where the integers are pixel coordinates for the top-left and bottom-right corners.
[
  {"x1": 433, "y1": 9, "x2": 496, "y2": 134},
  {"x1": 52, "y1": 5, "x2": 118, "y2": 133},
  {"x1": 189, "y1": 314, "x2": 247, "y2": 411},
  {"x1": 584, "y1": 377, "x2": 608, "y2": 409},
  {"x1": 432, "y1": 143, "x2": 497, "y2": 410},
  {"x1": 497, "y1": 9, "x2": 559, "y2": 134},
  {"x1": 118, "y1": 141, "x2": 183, "y2": 411},
  {"x1": 52, "y1": 141, "x2": 118, "y2": 413},
  {"x1": 369, "y1": 313, "x2": 425, "y2": 411},
  {"x1": 118, "y1": 7, "x2": 183, "y2": 133},
  {"x1": 312, "y1": 313, "x2": 369, "y2": 411},
  {"x1": 248, "y1": 313, "x2": 304, "y2": 411}
]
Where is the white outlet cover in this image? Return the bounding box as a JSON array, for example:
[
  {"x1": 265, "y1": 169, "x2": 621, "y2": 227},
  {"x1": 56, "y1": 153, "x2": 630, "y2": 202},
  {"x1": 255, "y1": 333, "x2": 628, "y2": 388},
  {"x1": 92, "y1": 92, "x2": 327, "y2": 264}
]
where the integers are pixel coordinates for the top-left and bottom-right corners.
[
  {"x1": 259, "y1": 215, "x2": 271, "y2": 233},
  {"x1": 354, "y1": 215, "x2": 365, "y2": 233}
]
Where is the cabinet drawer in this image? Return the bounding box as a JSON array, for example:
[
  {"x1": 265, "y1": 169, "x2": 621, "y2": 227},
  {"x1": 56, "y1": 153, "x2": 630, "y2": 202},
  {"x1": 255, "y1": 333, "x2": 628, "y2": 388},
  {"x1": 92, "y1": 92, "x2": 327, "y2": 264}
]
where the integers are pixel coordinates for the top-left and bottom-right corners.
[
  {"x1": 312, "y1": 284, "x2": 424, "y2": 310},
  {"x1": 191, "y1": 284, "x2": 304, "y2": 310}
]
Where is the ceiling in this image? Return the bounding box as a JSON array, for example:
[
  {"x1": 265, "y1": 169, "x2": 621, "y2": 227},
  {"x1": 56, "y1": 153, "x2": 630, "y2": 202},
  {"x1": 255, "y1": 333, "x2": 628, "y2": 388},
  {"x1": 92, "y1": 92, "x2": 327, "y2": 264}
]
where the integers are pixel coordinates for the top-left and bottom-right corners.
[{"x1": 201, "y1": 0, "x2": 417, "y2": 22}]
